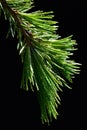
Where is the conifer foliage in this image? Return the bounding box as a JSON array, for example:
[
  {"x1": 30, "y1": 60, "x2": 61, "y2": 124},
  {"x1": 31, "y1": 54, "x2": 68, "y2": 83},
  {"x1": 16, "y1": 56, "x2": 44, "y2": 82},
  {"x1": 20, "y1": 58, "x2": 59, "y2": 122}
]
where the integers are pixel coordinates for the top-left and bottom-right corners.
[{"x1": 0, "y1": 0, "x2": 80, "y2": 124}]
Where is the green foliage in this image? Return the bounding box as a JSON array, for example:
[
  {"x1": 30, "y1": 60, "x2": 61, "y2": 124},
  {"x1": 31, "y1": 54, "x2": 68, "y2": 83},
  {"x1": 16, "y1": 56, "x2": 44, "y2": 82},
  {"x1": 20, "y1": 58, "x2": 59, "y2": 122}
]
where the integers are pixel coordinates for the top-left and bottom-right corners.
[
  {"x1": 0, "y1": 0, "x2": 81, "y2": 124},
  {"x1": 6, "y1": 0, "x2": 34, "y2": 12}
]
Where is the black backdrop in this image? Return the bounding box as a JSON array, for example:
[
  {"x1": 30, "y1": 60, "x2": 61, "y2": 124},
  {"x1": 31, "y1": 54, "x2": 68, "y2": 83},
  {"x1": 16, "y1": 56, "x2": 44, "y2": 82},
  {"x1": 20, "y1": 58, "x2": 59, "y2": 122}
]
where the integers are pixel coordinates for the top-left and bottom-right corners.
[{"x1": 0, "y1": 0, "x2": 87, "y2": 129}]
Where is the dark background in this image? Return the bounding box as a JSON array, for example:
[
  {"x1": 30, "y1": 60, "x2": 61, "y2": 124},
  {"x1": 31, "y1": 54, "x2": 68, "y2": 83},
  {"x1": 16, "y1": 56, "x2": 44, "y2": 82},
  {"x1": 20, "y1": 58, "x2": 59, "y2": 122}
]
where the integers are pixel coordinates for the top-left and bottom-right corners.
[{"x1": 0, "y1": 0, "x2": 87, "y2": 129}]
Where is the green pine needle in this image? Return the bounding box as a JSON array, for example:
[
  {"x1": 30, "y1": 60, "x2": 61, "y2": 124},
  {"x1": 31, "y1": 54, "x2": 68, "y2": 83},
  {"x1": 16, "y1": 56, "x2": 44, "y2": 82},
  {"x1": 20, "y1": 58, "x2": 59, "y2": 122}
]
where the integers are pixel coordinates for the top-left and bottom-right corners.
[{"x1": 0, "y1": 0, "x2": 81, "y2": 124}]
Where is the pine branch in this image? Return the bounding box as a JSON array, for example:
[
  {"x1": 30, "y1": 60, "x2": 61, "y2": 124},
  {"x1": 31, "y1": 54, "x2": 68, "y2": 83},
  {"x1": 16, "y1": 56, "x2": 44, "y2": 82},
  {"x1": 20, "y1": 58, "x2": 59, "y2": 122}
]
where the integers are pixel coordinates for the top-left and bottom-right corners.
[{"x1": 0, "y1": 0, "x2": 81, "y2": 124}]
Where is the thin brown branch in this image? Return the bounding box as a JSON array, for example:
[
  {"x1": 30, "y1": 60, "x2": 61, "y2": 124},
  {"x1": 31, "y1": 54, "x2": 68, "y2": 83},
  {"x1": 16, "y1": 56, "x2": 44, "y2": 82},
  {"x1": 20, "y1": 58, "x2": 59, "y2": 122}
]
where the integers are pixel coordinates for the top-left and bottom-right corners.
[{"x1": 0, "y1": 0, "x2": 32, "y2": 46}]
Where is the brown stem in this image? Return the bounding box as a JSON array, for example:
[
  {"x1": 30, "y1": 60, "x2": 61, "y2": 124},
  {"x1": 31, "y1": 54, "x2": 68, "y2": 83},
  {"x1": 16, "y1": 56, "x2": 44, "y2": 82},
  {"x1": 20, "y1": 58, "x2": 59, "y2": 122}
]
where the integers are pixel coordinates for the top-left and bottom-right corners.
[{"x1": 0, "y1": 0, "x2": 32, "y2": 46}]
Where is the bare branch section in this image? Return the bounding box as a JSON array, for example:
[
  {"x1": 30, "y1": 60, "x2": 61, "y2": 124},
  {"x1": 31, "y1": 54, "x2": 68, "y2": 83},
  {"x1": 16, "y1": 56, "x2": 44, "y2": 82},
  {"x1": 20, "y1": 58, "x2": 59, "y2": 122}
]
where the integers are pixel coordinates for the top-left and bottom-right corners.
[{"x1": 0, "y1": 0, "x2": 32, "y2": 46}]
